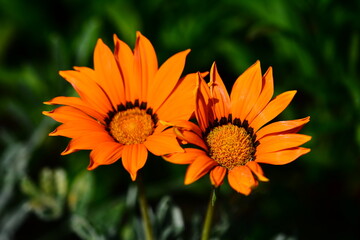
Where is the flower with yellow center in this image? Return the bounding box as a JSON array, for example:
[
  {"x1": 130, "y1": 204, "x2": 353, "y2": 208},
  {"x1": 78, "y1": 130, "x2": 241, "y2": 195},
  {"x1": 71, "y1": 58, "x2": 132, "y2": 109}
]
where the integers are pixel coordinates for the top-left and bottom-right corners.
[
  {"x1": 108, "y1": 107, "x2": 155, "y2": 145},
  {"x1": 206, "y1": 124, "x2": 255, "y2": 169},
  {"x1": 43, "y1": 32, "x2": 197, "y2": 181},
  {"x1": 165, "y1": 61, "x2": 311, "y2": 195}
]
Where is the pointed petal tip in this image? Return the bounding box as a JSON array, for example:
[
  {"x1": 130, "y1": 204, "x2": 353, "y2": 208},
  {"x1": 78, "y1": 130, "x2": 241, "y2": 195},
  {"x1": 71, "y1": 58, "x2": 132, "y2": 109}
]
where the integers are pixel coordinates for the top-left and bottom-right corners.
[
  {"x1": 96, "y1": 38, "x2": 104, "y2": 45},
  {"x1": 42, "y1": 110, "x2": 50, "y2": 116},
  {"x1": 289, "y1": 90, "x2": 297, "y2": 96},
  {"x1": 210, "y1": 61, "x2": 217, "y2": 69},
  {"x1": 48, "y1": 129, "x2": 58, "y2": 136},
  {"x1": 136, "y1": 31, "x2": 142, "y2": 37},
  {"x1": 244, "y1": 191, "x2": 252, "y2": 196},
  {"x1": 304, "y1": 147, "x2": 311, "y2": 154},
  {"x1": 94, "y1": 38, "x2": 107, "y2": 52},
  {"x1": 87, "y1": 161, "x2": 97, "y2": 171},
  {"x1": 61, "y1": 150, "x2": 71, "y2": 156},
  {"x1": 182, "y1": 49, "x2": 191, "y2": 56},
  {"x1": 258, "y1": 175, "x2": 270, "y2": 182},
  {"x1": 130, "y1": 172, "x2": 137, "y2": 181},
  {"x1": 58, "y1": 70, "x2": 66, "y2": 77},
  {"x1": 61, "y1": 145, "x2": 75, "y2": 155},
  {"x1": 264, "y1": 66, "x2": 273, "y2": 76},
  {"x1": 249, "y1": 60, "x2": 261, "y2": 70},
  {"x1": 184, "y1": 178, "x2": 193, "y2": 185}
]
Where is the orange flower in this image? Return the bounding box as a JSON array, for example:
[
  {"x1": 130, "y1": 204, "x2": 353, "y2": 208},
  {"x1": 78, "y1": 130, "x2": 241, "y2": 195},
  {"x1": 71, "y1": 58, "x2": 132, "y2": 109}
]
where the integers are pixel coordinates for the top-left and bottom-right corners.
[
  {"x1": 165, "y1": 61, "x2": 311, "y2": 195},
  {"x1": 43, "y1": 32, "x2": 196, "y2": 180}
]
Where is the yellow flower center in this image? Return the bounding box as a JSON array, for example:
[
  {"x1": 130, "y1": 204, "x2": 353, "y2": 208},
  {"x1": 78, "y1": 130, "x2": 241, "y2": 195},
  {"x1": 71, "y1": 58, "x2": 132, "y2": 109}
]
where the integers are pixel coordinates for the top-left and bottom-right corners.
[
  {"x1": 206, "y1": 123, "x2": 255, "y2": 170},
  {"x1": 109, "y1": 107, "x2": 154, "y2": 145}
]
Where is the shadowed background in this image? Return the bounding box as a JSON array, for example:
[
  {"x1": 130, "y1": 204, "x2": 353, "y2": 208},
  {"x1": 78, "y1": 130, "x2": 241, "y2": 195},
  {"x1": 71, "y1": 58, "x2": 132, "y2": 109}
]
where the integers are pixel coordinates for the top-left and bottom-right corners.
[{"x1": 0, "y1": 0, "x2": 359, "y2": 239}]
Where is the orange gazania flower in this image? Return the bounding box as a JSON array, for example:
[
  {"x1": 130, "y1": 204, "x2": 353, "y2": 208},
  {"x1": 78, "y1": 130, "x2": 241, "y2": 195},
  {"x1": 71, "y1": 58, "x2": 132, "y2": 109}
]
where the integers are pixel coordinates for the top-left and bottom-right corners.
[
  {"x1": 43, "y1": 32, "x2": 196, "y2": 180},
  {"x1": 165, "y1": 61, "x2": 311, "y2": 195}
]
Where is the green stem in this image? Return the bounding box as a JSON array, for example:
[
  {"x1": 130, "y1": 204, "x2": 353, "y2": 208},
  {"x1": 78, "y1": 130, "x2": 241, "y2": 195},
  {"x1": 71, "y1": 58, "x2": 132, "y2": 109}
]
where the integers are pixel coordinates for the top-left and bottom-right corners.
[
  {"x1": 201, "y1": 187, "x2": 217, "y2": 240},
  {"x1": 136, "y1": 175, "x2": 154, "y2": 240}
]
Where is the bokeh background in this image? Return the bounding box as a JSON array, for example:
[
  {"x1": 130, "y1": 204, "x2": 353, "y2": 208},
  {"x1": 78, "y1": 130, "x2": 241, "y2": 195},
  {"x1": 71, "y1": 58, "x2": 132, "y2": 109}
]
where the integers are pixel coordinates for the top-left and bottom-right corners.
[{"x1": 1, "y1": 0, "x2": 359, "y2": 239}]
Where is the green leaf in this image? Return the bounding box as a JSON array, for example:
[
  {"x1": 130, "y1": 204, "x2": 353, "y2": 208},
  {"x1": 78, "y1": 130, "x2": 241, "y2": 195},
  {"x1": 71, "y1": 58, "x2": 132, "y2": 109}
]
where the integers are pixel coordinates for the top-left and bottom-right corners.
[
  {"x1": 70, "y1": 214, "x2": 106, "y2": 240},
  {"x1": 68, "y1": 171, "x2": 94, "y2": 214}
]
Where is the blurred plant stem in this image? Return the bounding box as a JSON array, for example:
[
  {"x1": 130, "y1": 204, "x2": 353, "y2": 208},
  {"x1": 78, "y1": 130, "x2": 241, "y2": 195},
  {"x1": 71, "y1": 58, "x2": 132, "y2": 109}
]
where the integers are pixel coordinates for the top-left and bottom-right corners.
[
  {"x1": 136, "y1": 174, "x2": 154, "y2": 240},
  {"x1": 201, "y1": 187, "x2": 216, "y2": 240}
]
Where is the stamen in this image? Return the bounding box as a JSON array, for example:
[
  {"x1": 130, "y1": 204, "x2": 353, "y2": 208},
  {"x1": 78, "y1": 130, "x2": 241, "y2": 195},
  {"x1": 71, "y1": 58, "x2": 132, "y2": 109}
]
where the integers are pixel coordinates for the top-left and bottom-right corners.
[
  {"x1": 108, "y1": 105, "x2": 155, "y2": 145},
  {"x1": 206, "y1": 123, "x2": 256, "y2": 169}
]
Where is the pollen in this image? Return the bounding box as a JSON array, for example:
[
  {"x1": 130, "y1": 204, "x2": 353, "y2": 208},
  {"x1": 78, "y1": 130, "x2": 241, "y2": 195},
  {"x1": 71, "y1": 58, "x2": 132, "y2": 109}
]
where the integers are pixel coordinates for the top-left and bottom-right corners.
[
  {"x1": 206, "y1": 123, "x2": 255, "y2": 170},
  {"x1": 109, "y1": 107, "x2": 154, "y2": 145}
]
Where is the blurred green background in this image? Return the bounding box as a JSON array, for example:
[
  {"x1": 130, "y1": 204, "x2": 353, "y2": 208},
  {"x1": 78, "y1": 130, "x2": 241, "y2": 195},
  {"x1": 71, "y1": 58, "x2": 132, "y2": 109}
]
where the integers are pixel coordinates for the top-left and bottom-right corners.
[{"x1": 1, "y1": 0, "x2": 359, "y2": 239}]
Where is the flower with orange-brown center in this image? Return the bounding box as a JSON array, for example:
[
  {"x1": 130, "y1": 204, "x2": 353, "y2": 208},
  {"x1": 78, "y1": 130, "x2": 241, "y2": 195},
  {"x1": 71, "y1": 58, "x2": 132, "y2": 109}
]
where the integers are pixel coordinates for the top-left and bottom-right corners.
[
  {"x1": 43, "y1": 32, "x2": 197, "y2": 181},
  {"x1": 165, "y1": 61, "x2": 311, "y2": 195},
  {"x1": 206, "y1": 124, "x2": 256, "y2": 169}
]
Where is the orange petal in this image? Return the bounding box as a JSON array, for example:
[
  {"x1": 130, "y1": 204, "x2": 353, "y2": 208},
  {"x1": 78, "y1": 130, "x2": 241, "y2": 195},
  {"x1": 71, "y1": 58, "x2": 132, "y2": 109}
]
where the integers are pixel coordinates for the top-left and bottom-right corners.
[
  {"x1": 43, "y1": 106, "x2": 92, "y2": 123},
  {"x1": 174, "y1": 128, "x2": 208, "y2": 151},
  {"x1": 255, "y1": 147, "x2": 310, "y2": 165},
  {"x1": 255, "y1": 116, "x2": 310, "y2": 140},
  {"x1": 148, "y1": 49, "x2": 190, "y2": 113},
  {"x1": 208, "y1": 62, "x2": 230, "y2": 119},
  {"x1": 195, "y1": 73, "x2": 213, "y2": 132},
  {"x1": 44, "y1": 96, "x2": 105, "y2": 123},
  {"x1": 49, "y1": 119, "x2": 105, "y2": 138},
  {"x1": 169, "y1": 119, "x2": 203, "y2": 137},
  {"x1": 163, "y1": 148, "x2": 206, "y2": 164},
  {"x1": 59, "y1": 69, "x2": 112, "y2": 115},
  {"x1": 227, "y1": 166, "x2": 256, "y2": 195},
  {"x1": 113, "y1": 34, "x2": 137, "y2": 102},
  {"x1": 133, "y1": 32, "x2": 158, "y2": 100},
  {"x1": 88, "y1": 141, "x2": 124, "y2": 170},
  {"x1": 210, "y1": 166, "x2": 227, "y2": 187},
  {"x1": 230, "y1": 61, "x2": 262, "y2": 121},
  {"x1": 155, "y1": 73, "x2": 197, "y2": 122},
  {"x1": 94, "y1": 39, "x2": 125, "y2": 108},
  {"x1": 184, "y1": 155, "x2": 217, "y2": 185},
  {"x1": 245, "y1": 67, "x2": 274, "y2": 124},
  {"x1": 246, "y1": 161, "x2": 269, "y2": 182},
  {"x1": 256, "y1": 134, "x2": 312, "y2": 154},
  {"x1": 230, "y1": 166, "x2": 256, "y2": 187},
  {"x1": 121, "y1": 144, "x2": 148, "y2": 181},
  {"x1": 144, "y1": 129, "x2": 184, "y2": 156},
  {"x1": 251, "y1": 90, "x2": 297, "y2": 132},
  {"x1": 62, "y1": 132, "x2": 114, "y2": 155}
]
